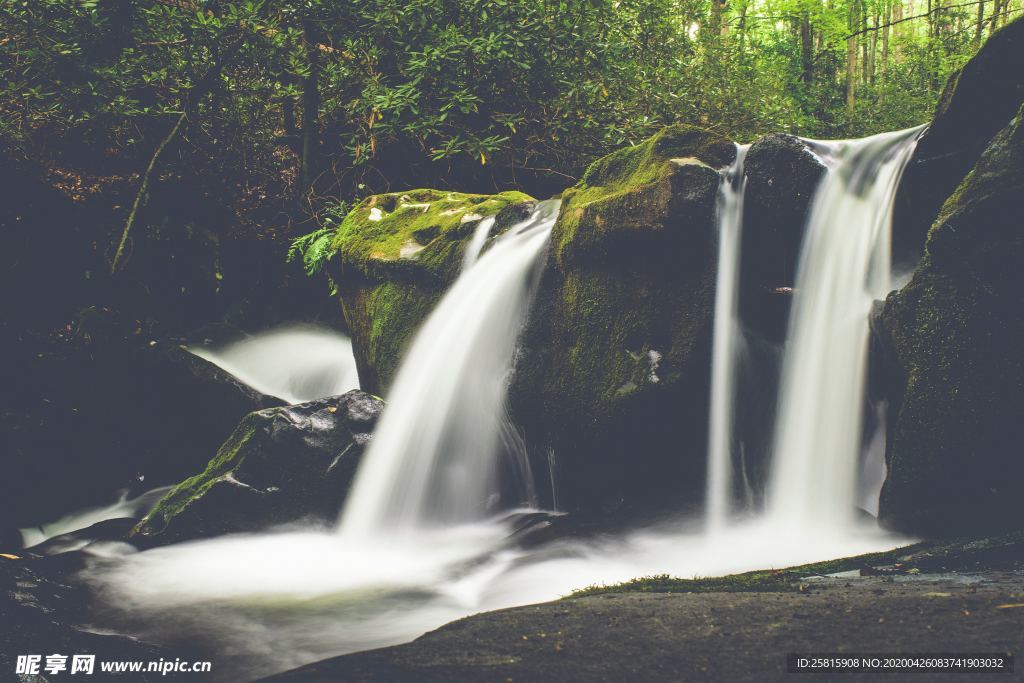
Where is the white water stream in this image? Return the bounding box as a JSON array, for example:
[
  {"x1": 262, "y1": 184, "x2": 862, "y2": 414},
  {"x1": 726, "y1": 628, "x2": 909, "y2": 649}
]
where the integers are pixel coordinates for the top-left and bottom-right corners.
[
  {"x1": 340, "y1": 201, "x2": 558, "y2": 537},
  {"x1": 80, "y1": 130, "x2": 925, "y2": 681},
  {"x1": 705, "y1": 144, "x2": 749, "y2": 531},
  {"x1": 767, "y1": 127, "x2": 922, "y2": 532}
]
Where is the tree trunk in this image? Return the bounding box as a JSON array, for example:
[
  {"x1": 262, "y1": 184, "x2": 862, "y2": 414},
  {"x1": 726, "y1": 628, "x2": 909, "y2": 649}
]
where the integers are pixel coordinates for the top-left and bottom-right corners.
[
  {"x1": 861, "y1": 0, "x2": 869, "y2": 85},
  {"x1": 847, "y1": 0, "x2": 859, "y2": 111},
  {"x1": 799, "y1": 10, "x2": 814, "y2": 84},
  {"x1": 710, "y1": 0, "x2": 725, "y2": 37},
  {"x1": 737, "y1": 0, "x2": 748, "y2": 55},
  {"x1": 975, "y1": 0, "x2": 985, "y2": 45},
  {"x1": 880, "y1": 0, "x2": 891, "y2": 101},
  {"x1": 869, "y1": 11, "x2": 879, "y2": 85},
  {"x1": 301, "y1": 18, "x2": 322, "y2": 196}
]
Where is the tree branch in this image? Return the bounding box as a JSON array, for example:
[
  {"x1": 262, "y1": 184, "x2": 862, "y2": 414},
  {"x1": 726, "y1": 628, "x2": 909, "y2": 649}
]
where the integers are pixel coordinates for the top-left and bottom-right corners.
[{"x1": 109, "y1": 32, "x2": 245, "y2": 274}]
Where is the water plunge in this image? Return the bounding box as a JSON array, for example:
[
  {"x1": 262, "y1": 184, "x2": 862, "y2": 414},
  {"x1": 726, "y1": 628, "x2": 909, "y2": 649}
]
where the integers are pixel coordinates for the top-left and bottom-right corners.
[
  {"x1": 339, "y1": 201, "x2": 559, "y2": 538},
  {"x1": 767, "y1": 127, "x2": 923, "y2": 531},
  {"x1": 705, "y1": 143, "x2": 749, "y2": 532}
]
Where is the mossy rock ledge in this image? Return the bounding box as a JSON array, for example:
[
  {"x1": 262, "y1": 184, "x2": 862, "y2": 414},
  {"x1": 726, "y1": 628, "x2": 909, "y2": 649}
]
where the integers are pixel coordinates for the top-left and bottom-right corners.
[
  {"x1": 876, "y1": 104, "x2": 1024, "y2": 537},
  {"x1": 132, "y1": 390, "x2": 383, "y2": 545},
  {"x1": 509, "y1": 124, "x2": 736, "y2": 517},
  {"x1": 327, "y1": 189, "x2": 535, "y2": 394}
]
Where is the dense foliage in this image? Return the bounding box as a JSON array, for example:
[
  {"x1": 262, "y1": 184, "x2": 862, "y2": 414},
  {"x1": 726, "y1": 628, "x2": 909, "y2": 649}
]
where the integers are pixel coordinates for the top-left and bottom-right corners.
[{"x1": 1, "y1": 0, "x2": 1019, "y2": 210}]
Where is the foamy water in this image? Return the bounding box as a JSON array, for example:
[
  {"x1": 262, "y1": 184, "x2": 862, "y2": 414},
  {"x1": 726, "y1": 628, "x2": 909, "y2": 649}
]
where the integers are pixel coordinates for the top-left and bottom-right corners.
[
  {"x1": 82, "y1": 515, "x2": 909, "y2": 681},
  {"x1": 190, "y1": 325, "x2": 359, "y2": 405}
]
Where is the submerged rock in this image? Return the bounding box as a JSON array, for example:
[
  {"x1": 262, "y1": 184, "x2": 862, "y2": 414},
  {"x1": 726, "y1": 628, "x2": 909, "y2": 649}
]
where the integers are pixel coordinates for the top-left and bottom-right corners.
[
  {"x1": 328, "y1": 189, "x2": 535, "y2": 394},
  {"x1": 894, "y1": 16, "x2": 1024, "y2": 266},
  {"x1": 133, "y1": 390, "x2": 383, "y2": 544},
  {"x1": 510, "y1": 125, "x2": 735, "y2": 516},
  {"x1": 877, "y1": 104, "x2": 1024, "y2": 536}
]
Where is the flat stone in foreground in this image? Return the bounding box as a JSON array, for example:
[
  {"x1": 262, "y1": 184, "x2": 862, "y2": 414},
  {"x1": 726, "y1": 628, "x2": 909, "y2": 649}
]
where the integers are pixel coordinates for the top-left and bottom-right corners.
[{"x1": 262, "y1": 573, "x2": 1024, "y2": 683}]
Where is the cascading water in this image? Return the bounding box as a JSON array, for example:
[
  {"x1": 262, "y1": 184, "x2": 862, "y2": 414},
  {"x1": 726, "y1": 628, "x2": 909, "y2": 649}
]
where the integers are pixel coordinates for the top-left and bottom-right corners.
[
  {"x1": 462, "y1": 215, "x2": 497, "y2": 269},
  {"x1": 339, "y1": 201, "x2": 559, "y2": 537},
  {"x1": 705, "y1": 144, "x2": 749, "y2": 531},
  {"x1": 190, "y1": 324, "x2": 359, "y2": 404},
  {"x1": 82, "y1": 133, "x2": 926, "y2": 682},
  {"x1": 767, "y1": 127, "x2": 923, "y2": 531}
]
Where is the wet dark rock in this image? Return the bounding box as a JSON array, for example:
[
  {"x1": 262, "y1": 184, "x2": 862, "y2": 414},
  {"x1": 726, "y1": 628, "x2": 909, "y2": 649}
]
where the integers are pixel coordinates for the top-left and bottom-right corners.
[
  {"x1": 877, "y1": 104, "x2": 1024, "y2": 536},
  {"x1": 133, "y1": 391, "x2": 383, "y2": 545},
  {"x1": 740, "y1": 134, "x2": 825, "y2": 342},
  {"x1": 0, "y1": 555, "x2": 170, "y2": 681},
  {"x1": 894, "y1": 16, "x2": 1024, "y2": 267}
]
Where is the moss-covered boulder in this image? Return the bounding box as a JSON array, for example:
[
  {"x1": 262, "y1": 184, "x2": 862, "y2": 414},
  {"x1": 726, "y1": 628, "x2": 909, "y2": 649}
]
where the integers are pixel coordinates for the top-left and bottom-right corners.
[
  {"x1": 328, "y1": 189, "x2": 535, "y2": 394},
  {"x1": 894, "y1": 16, "x2": 1024, "y2": 266},
  {"x1": 510, "y1": 125, "x2": 735, "y2": 516},
  {"x1": 132, "y1": 390, "x2": 383, "y2": 545},
  {"x1": 876, "y1": 104, "x2": 1024, "y2": 537}
]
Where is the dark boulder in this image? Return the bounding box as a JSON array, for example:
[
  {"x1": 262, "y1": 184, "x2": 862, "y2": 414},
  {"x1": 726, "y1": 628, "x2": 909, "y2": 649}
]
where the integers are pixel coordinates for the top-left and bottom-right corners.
[
  {"x1": 740, "y1": 134, "x2": 826, "y2": 342},
  {"x1": 133, "y1": 390, "x2": 383, "y2": 544},
  {"x1": 894, "y1": 16, "x2": 1024, "y2": 267},
  {"x1": 877, "y1": 104, "x2": 1024, "y2": 536},
  {"x1": 509, "y1": 125, "x2": 735, "y2": 517}
]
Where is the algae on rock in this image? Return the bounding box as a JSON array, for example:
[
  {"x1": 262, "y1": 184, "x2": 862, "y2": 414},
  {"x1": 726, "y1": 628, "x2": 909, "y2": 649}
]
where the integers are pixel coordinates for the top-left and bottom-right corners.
[
  {"x1": 327, "y1": 189, "x2": 535, "y2": 394},
  {"x1": 510, "y1": 124, "x2": 736, "y2": 517},
  {"x1": 133, "y1": 390, "x2": 383, "y2": 544}
]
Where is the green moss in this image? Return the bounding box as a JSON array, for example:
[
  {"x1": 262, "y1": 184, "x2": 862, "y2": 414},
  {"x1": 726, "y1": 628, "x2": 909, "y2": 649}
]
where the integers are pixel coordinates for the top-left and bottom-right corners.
[
  {"x1": 331, "y1": 189, "x2": 532, "y2": 282},
  {"x1": 329, "y1": 188, "x2": 535, "y2": 393},
  {"x1": 553, "y1": 125, "x2": 734, "y2": 266},
  {"x1": 134, "y1": 417, "x2": 260, "y2": 535},
  {"x1": 570, "y1": 531, "x2": 1024, "y2": 597},
  {"x1": 569, "y1": 546, "x2": 919, "y2": 597}
]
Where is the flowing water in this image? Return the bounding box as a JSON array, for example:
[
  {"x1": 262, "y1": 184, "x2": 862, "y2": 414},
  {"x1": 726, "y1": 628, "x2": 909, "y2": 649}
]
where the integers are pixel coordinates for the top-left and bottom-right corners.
[
  {"x1": 80, "y1": 131, "x2": 926, "y2": 681},
  {"x1": 339, "y1": 200, "x2": 559, "y2": 537},
  {"x1": 20, "y1": 486, "x2": 170, "y2": 548},
  {"x1": 705, "y1": 144, "x2": 749, "y2": 531},
  {"x1": 462, "y1": 215, "x2": 497, "y2": 269},
  {"x1": 767, "y1": 127, "x2": 923, "y2": 531},
  {"x1": 190, "y1": 325, "x2": 359, "y2": 405}
]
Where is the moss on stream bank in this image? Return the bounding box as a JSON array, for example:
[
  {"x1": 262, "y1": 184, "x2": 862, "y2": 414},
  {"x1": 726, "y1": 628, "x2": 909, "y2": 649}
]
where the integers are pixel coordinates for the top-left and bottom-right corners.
[{"x1": 570, "y1": 531, "x2": 1024, "y2": 596}]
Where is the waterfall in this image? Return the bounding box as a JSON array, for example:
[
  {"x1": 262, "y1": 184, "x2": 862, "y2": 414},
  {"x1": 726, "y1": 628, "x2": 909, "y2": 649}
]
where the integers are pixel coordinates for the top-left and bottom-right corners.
[
  {"x1": 463, "y1": 215, "x2": 497, "y2": 269},
  {"x1": 705, "y1": 144, "x2": 749, "y2": 531},
  {"x1": 767, "y1": 127, "x2": 923, "y2": 532},
  {"x1": 340, "y1": 200, "x2": 559, "y2": 538},
  {"x1": 190, "y1": 325, "x2": 359, "y2": 404}
]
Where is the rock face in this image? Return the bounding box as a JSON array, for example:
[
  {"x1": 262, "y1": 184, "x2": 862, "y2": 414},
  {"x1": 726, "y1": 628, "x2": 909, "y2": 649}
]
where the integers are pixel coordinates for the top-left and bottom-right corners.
[
  {"x1": 740, "y1": 134, "x2": 826, "y2": 342},
  {"x1": 876, "y1": 104, "x2": 1024, "y2": 536},
  {"x1": 328, "y1": 189, "x2": 535, "y2": 394},
  {"x1": 894, "y1": 17, "x2": 1024, "y2": 266},
  {"x1": 510, "y1": 125, "x2": 735, "y2": 516},
  {"x1": 133, "y1": 391, "x2": 383, "y2": 544}
]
